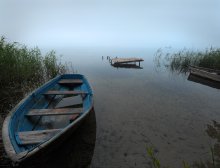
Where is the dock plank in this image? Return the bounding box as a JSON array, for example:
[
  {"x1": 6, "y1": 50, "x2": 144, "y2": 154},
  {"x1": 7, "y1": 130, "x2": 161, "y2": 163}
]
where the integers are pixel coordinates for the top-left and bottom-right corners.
[
  {"x1": 26, "y1": 108, "x2": 82, "y2": 116},
  {"x1": 18, "y1": 129, "x2": 62, "y2": 145},
  {"x1": 111, "y1": 58, "x2": 144, "y2": 64},
  {"x1": 58, "y1": 79, "x2": 83, "y2": 85},
  {"x1": 43, "y1": 90, "x2": 87, "y2": 95}
]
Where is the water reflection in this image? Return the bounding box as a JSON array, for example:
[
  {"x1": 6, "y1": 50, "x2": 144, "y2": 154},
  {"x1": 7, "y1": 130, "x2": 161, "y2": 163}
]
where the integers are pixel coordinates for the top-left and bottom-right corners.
[
  {"x1": 19, "y1": 109, "x2": 96, "y2": 168},
  {"x1": 188, "y1": 74, "x2": 220, "y2": 90},
  {"x1": 111, "y1": 63, "x2": 143, "y2": 69},
  {"x1": 154, "y1": 48, "x2": 190, "y2": 74}
]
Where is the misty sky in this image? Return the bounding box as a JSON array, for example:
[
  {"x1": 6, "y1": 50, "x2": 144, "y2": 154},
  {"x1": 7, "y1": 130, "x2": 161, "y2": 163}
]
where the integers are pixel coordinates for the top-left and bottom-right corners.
[{"x1": 0, "y1": 0, "x2": 220, "y2": 49}]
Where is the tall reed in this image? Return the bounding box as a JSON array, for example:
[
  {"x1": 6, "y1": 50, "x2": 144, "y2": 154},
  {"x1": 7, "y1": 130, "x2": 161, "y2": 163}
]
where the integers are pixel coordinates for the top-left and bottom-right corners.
[
  {"x1": 0, "y1": 36, "x2": 67, "y2": 115},
  {"x1": 155, "y1": 48, "x2": 220, "y2": 73}
]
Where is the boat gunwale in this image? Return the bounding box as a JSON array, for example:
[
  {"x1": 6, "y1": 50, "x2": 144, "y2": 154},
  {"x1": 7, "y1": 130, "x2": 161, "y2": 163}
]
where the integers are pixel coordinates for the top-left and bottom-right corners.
[
  {"x1": 2, "y1": 74, "x2": 94, "y2": 164},
  {"x1": 189, "y1": 65, "x2": 220, "y2": 73}
]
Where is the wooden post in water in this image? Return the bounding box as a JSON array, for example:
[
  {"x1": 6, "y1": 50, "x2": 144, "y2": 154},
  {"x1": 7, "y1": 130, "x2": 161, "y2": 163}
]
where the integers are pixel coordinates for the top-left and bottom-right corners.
[{"x1": 109, "y1": 57, "x2": 112, "y2": 64}]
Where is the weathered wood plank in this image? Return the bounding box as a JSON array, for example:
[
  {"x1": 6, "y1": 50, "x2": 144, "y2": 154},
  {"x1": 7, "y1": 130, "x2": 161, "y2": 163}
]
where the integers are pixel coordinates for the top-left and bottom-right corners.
[
  {"x1": 43, "y1": 90, "x2": 87, "y2": 95},
  {"x1": 26, "y1": 108, "x2": 82, "y2": 116},
  {"x1": 58, "y1": 79, "x2": 83, "y2": 85},
  {"x1": 55, "y1": 95, "x2": 82, "y2": 108},
  {"x1": 111, "y1": 58, "x2": 144, "y2": 64},
  {"x1": 190, "y1": 65, "x2": 220, "y2": 73},
  {"x1": 18, "y1": 129, "x2": 62, "y2": 145},
  {"x1": 190, "y1": 67, "x2": 220, "y2": 82}
]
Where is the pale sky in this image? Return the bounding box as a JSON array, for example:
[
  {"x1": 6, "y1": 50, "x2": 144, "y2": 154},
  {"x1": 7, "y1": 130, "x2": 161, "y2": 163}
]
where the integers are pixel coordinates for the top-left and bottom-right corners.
[{"x1": 0, "y1": 0, "x2": 220, "y2": 49}]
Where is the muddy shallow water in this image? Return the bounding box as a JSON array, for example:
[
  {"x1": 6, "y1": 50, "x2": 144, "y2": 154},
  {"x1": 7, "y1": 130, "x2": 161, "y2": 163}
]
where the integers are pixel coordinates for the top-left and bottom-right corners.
[
  {"x1": 63, "y1": 48, "x2": 220, "y2": 168},
  {"x1": 1, "y1": 48, "x2": 220, "y2": 168}
]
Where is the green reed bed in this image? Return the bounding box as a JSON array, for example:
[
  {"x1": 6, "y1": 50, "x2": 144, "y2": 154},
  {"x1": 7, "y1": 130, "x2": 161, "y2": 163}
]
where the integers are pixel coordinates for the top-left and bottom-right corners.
[
  {"x1": 0, "y1": 37, "x2": 67, "y2": 116},
  {"x1": 155, "y1": 48, "x2": 220, "y2": 73}
]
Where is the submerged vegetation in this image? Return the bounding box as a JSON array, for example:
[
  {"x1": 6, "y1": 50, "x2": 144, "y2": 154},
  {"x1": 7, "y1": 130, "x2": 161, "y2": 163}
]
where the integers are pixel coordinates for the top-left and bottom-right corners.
[
  {"x1": 147, "y1": 146, "x2": 161, "y2": 168},
  {"x1": 147, "y1": 121, "x2": 220, "y2": 168},
  {"x1": 0, "y1": 36, "x2": 67, "y2": 116},
  {"x1": 155, "y1": 48, "x2": 220, "y2": 73}
]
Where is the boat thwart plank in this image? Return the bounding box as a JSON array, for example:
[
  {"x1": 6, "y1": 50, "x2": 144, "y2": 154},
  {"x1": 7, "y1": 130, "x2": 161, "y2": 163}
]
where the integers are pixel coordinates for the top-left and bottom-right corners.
[
  {"x1": 26, "y1": 108, "x2": 82, "y2": 116},
  {"x1": 58, "y1": 79, "x2": 83, "y2": 85},
  {"x1": 17, "y1": 129, "x2": 62, "y2": 145},
  {"x1": 43, "y1": 90, "x2": 87, "y2": 95}
]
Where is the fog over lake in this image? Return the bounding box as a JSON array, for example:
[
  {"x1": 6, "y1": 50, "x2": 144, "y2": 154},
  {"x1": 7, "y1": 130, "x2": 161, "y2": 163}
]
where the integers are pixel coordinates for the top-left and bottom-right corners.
[
  {"x1": 1, "y1": 0, "x2": 220, "y2": 50},
  {"x1": 1, "y1": 1, "x2": 220, "y2": 168}
]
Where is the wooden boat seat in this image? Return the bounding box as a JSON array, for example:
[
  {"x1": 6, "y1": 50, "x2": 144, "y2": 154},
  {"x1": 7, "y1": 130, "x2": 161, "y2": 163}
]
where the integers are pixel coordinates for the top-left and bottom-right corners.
[
  {"x1": 26, "y1": 108, "x2": 82, "y2": 116},
  {"x1": 43, "y1": 90, "x2": 87, "y2": 95},
  {"x1": 58, "y1": 79, "x2": 83, "y2": 85},
  {"x1": 17, "y1": 129, "x2": 62, "y2": 145}
]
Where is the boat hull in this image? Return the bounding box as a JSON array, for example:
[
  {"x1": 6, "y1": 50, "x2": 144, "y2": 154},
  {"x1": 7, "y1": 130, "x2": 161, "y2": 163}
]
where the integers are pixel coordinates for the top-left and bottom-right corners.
[
  {"x1": 189, "y1": 66, "x2": 220, "y2": 82},
  {"x1": 2, "y1": 74, "x2": 94, "y2": 165},
  {"x1": 188, "y1": 73, "x2": 220, "y2": 89}
]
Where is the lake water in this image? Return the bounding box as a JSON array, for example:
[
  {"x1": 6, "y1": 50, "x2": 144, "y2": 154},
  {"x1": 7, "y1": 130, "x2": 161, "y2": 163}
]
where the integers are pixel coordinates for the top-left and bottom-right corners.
[
  {"x1": 55, "y1": 47, "x2": 220, "y2": 168},
  {"x1": 1, "y1": 0, "x2": 220, "y2": 167}
]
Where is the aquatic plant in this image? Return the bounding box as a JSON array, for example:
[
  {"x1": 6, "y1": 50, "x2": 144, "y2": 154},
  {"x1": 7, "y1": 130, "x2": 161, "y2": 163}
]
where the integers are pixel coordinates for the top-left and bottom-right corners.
[
  {"x1": 146, "y1": 146, "x2": 161, "y2": 168},
  {"x1": 154, "y1": 48, "x2": 220, "y2": 74},
  {"x1": 147, "y1": 121, "x2": 220, "y2": 168},
  {"x1": 205, "y1": 120, "x2": 220, "y2": 168},
  {"x1": 146, "y1": 146, "x2": 192, "y2": 168}
]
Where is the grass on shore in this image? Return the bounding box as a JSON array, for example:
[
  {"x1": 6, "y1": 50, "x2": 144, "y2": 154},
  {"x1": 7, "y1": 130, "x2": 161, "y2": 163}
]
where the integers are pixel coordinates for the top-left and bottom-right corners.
[{"x1": 0, "y1": 36, "x2": 67, "y2": 116}]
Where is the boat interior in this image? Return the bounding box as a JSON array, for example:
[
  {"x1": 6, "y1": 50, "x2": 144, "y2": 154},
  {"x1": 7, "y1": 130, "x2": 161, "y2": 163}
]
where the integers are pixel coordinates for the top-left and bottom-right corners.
[{"x1": 9, "y1": 75, "x2": 92, "y2": 153}]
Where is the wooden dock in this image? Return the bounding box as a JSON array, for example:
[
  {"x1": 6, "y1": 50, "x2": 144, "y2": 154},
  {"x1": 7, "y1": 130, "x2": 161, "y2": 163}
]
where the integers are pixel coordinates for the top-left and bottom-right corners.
[{"x1": 110, "y1": 57, "x2": 144, "y2": 66}]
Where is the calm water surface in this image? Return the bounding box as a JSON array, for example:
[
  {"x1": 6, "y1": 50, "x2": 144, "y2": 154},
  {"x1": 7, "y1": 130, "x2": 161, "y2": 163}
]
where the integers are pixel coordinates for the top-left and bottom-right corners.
[
  {"x1": 1, "y1": 0, "x2": 220, "y2": 167},
  {"x1": 58, "y1": 48, "x2": 220, "y2": 168}
]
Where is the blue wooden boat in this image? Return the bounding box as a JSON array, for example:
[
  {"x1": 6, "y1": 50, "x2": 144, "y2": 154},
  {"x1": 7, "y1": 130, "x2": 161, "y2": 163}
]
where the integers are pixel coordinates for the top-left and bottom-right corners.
[{"x1": 2, "y1": 74, "x2": 93, "y2": 165}]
